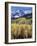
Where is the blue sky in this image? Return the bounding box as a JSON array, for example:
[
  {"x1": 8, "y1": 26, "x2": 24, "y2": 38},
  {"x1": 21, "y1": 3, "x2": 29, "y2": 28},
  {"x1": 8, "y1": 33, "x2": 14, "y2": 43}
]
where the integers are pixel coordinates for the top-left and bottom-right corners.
[
  {"x1": 11, "y1": 6, "x2": 32, "y2": 18},
  {"x1": 11, "y1": 6, "x2": 32, "y2": 13}
]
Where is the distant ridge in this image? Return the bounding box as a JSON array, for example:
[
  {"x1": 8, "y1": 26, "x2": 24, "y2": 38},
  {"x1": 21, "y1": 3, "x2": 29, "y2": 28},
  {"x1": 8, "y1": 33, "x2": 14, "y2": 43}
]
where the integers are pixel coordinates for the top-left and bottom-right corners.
[
  {"x1": 11, "y1": 10, "x2": 32, "y2": 19},
  {"x1": 11, "y1": 13, "x2": 32, "y2": 19}
]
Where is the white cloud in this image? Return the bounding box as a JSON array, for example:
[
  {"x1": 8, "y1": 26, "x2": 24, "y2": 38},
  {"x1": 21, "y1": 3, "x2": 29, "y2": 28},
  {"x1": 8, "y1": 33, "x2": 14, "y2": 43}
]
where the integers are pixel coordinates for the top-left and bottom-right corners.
[
  {"x1": 24, "y1": 10, "x2": 32, "y2": 14},
  {"x1": 14, "y1": 15, "x2": 19, "y2": 18}
]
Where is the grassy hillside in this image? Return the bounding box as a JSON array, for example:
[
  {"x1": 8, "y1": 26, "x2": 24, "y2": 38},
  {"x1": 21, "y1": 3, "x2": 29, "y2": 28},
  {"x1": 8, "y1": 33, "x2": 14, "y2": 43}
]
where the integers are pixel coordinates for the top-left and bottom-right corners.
[
  {"x1": 11, "y1": 18, "x2": 32, "y2": 24},
  {"x1": 11, "y1": 18, "x2": 32, "y2": 39}
]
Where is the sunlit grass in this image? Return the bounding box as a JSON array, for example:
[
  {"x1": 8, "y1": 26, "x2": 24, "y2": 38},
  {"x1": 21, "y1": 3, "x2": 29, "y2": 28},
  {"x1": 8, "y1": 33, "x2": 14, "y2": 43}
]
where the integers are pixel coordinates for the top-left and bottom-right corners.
[
  {"x1": 11, "y1": 18, "x2": 32, "y2": 23},
  {"x1": 11, "y1": 23, "x2": 32, "y2": 39}
]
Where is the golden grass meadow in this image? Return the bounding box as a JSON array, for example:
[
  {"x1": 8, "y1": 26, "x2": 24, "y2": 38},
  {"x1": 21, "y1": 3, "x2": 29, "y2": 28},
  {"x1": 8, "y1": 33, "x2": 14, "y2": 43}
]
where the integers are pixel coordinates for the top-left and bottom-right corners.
[{"x1": 11, "y1": 18, "x2": 32, "y2": 39}]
